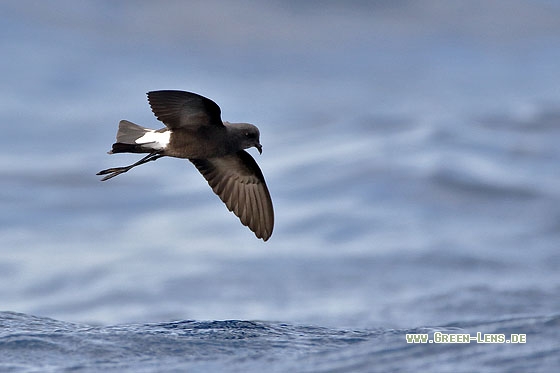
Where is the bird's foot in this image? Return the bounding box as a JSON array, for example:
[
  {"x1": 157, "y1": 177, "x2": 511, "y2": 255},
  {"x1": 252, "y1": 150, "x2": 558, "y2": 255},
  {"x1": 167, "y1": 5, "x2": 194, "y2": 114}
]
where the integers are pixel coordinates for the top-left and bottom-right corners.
[{"x1": 96, "y1": 166, "x2": 131, "y2": 181}]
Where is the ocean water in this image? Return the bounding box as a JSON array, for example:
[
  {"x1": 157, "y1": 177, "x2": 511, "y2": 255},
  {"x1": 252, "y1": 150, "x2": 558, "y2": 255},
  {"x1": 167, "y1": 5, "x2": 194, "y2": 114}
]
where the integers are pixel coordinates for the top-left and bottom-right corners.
[
  {"x1": 2, "y1": 312, "x2": 558, "y2": 372},
  {"x1": 1, "y1": 1, "x2": 560, "y2": 372}
]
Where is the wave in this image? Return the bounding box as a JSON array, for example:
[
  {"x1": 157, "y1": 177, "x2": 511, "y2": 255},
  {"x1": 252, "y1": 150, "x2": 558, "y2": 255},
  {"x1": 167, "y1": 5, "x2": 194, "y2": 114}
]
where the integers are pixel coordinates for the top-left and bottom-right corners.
[{"x1": 1, "y1": 311, "x2": 558, "y2": 372}]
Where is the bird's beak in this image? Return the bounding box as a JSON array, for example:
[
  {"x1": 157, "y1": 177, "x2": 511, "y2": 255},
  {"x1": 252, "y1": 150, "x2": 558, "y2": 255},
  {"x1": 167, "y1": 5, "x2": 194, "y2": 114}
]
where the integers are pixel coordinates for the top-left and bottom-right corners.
[{"x1": 256, "y1": 144, "x2": 262, "y2": 154}]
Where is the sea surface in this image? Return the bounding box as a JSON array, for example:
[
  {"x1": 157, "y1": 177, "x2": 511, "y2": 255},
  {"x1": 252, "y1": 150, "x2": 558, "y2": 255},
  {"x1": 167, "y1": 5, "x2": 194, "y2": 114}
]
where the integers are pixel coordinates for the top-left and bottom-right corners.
[{"x1": 1, "y1": 1, "x2": 560, "y2": 372}]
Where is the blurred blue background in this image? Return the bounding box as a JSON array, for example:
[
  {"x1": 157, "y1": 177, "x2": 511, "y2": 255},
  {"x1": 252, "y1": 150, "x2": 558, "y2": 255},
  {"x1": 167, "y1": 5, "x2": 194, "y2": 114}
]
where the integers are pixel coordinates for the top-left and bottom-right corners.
[{"x1": 1, "y1": 1, "x2": 560, "y2": 370}]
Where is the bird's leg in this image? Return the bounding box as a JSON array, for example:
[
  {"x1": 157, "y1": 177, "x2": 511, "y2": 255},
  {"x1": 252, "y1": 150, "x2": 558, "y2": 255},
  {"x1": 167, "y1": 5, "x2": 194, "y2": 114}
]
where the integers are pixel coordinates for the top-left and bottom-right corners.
[{"x1": 97, "y1": 152, "x2": 164, "y2": 181}]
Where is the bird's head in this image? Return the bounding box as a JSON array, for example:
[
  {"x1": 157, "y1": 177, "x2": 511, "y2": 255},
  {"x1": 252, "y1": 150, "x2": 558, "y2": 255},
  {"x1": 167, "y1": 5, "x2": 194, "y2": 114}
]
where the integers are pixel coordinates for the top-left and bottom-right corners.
[{"x1": 232, "y1": 123, "x2": 263, "y2": 154}]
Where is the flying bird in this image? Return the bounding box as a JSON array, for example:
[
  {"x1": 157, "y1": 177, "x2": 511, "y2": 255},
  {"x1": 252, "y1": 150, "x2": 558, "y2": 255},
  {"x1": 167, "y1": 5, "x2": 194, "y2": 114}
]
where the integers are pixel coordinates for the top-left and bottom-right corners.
[{"x1": 97, "y1": 90, "x2": 274, "y2": 241}]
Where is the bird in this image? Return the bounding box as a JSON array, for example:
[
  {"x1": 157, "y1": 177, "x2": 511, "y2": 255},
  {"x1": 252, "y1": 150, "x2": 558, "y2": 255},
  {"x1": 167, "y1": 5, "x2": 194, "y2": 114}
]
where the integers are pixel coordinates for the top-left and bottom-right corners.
[{"x1": 97, "y1": 90, "x2": 274, "y2": 241}]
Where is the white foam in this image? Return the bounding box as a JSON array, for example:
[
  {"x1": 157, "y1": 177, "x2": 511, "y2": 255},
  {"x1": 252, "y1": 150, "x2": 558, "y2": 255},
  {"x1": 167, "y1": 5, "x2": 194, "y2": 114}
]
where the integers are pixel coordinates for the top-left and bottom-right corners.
[{"x1": 135, "y1": 130, "x2": 171, "y2": 150}]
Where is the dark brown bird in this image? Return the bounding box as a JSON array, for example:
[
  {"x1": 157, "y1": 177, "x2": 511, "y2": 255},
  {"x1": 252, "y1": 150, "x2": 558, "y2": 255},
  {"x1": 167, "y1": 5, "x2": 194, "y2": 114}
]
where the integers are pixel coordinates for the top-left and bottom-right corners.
[{"x1": 97, "y1": 90, "x2": 274, "y2": 241}]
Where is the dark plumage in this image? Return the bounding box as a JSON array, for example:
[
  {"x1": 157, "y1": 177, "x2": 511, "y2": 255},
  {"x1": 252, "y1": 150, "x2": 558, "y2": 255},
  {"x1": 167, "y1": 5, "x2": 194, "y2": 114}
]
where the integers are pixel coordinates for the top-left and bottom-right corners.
[{"x1": 97, "y1": 90, "x2": 274, "y2": 241}]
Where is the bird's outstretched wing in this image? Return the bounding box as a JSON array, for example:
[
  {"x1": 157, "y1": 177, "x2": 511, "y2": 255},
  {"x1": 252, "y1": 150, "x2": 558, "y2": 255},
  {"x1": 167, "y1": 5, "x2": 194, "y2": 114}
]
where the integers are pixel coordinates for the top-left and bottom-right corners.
[
  {"x1": 147, "y1": 90, "x2": 223, "y2": 129},
  {"x1": 190, "y1": 151, "x2": 274, "y2": 241}
]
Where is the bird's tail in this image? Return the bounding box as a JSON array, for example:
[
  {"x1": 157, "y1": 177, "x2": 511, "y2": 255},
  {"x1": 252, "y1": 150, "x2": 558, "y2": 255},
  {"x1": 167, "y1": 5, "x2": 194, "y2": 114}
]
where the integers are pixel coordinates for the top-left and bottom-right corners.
[{"x1": 109, "y1": 120, "x2": 156, "y2": 154}]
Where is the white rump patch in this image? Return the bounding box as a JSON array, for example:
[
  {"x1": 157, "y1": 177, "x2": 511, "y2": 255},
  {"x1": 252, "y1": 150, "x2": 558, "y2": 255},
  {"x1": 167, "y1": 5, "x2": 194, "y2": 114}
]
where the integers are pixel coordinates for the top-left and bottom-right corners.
[{"x1": 135, "y1": 130, "x2": 171, "y2": 150}]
